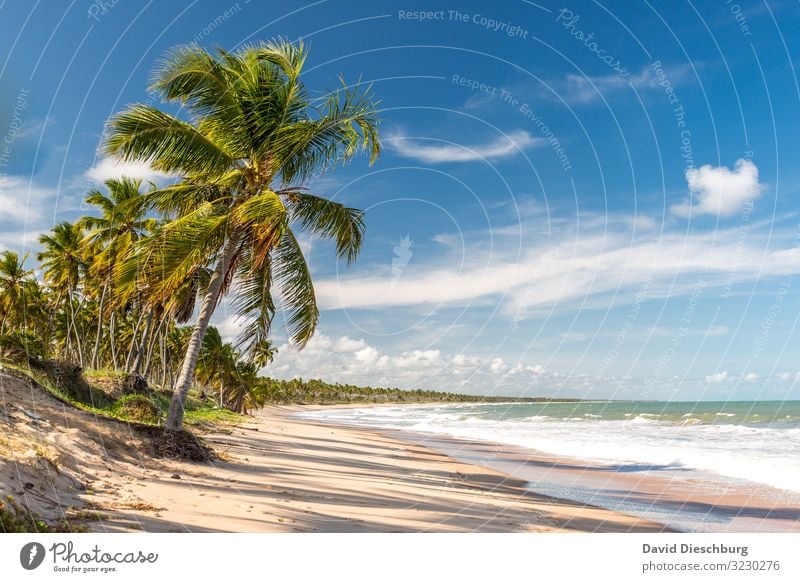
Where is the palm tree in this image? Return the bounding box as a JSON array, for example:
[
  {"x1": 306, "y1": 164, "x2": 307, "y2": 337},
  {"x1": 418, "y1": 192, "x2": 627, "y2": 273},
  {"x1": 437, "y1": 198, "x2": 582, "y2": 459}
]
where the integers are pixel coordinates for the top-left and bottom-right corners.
[
  {"x1": 0, "y1": 250, "x2": 35, "y2": 335},
  {"x1": 78, "y1": 177, "x2": 158, "y2": 369},
  {"x1": 105, "y1": 39, "x2": 380, "y2": 431},
  {"x1": 195, "y1": 326, "x2": 234, "y2": 405},
  {"x1": 226, "y1": 360, "x2": 263, "y2": 414},
  {"x1": 38, "y1": 222, "x2": 88, "y2": 365}
]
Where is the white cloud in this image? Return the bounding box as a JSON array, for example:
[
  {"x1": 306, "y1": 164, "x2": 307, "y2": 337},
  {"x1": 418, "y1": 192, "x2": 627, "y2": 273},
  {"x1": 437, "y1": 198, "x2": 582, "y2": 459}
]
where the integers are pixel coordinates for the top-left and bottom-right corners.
[
  {"x1": 0, "y1": 175, "x2": 58, "y2": 253},
  {"x1": 214, "y1": 313, "x2": 252, "y2": 343},
  {"x1": 743, "y1": 372, "x2": 759, "y2": 382},
  {"x1": 267, "y1": 333, "x2": 553, "y2": 393},
  {"x1": 314, "y1": 219, "x2": 800, "y2": 318},
  {"x1": 451, "y1": 354, "x2": 482, "y2": 375},
  {"x1": 86, "y1": 157, "x2": 175, "y2": 183},
  {"x1": 705, "y1": 371, "x2": 729, "y2": 383},
  {"x1": 650, "y1": 324, "x2": 729, "y2": 338},
  {"x1": 394, "y1": 349, "x2": 441, "y2": 368},
  {"x1": 489, "y1": 357, "x2": 506, "y2": 373},
  {"x1": 671, "y1": 159, "x2": 764, "y2": 218},
  {"x1": 554, "y1": 64, "x2": 692, "y2": 105},
  {"x1": 353, "y1": 346, "x2": 380, "y2": 364},
  {"x1": 334, "y1": 336, "x2": 367, "y2": 352},
  {"x1": 0, "y1": 175, "x2": 52, "y2": 223},
  {"x1": 387, "y1": 130, "x2": 541, "y2": 163}
]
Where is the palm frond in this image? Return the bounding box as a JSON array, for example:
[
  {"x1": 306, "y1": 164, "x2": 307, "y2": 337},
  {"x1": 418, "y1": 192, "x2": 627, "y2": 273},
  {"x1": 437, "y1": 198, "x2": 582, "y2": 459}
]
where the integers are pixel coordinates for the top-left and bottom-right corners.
[
  {"x1": 267, "y1": 78, "x2": 380, "y2": 183},
  {"x1": 105, "y1": 104, "x2": 235, "y2": 176},
  {"x1": 284, "y1": 190, "x2": 365, "y2": 263},
  {"x1": 116, "y1": 204, "x2": 228, "y2": 306},
  {"x1": 231, "y1": 245, "x2": 275, "y2": 360},
  {"x1": 272, "y1": 229, "x2": 318, "y2": 347}
]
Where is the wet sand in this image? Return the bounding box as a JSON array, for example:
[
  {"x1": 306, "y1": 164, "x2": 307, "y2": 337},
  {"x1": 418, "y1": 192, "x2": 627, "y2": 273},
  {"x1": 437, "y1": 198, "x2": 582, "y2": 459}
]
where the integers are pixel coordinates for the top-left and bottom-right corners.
[{"x1": 379, "y1": 429, "x2": 800, "y2": 533}]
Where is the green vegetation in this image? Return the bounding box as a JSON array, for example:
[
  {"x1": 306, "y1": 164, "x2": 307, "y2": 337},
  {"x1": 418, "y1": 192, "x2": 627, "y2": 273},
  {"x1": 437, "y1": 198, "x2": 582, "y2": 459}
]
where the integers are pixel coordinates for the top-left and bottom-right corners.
[
  {"x1": 1, "y1": 362, "x2": 246, "y2": 431},
  {"x1": 0, "y1": 38, "x2": 381, "y2": 432},
  {"x1": 0, "y1": 496, "x2": 87, "y2": 533},
  {"x1": 112, "y1": 394, "x2": 163, "y2": 424},
  {"x1": 253, "y1": 377, "x2": 575, "y2": 405}
]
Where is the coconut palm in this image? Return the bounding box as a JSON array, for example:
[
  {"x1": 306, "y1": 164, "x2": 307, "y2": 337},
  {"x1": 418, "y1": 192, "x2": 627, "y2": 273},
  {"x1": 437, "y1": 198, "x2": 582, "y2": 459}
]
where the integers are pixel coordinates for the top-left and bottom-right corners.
[
  {"x1": 78, "y1": 177, "x2": 158, "y2": 369},
  {"x1": 105, "y1": 39, "x2": 380, "y2": 430},
  {"x1": 195, "y1": 326, "x2": 235, "y2": 406},
  {"x1": 225, "y1": 360, "x2": 263, "y2": 414},
  {"x1": 0, "y1": 251, "x2": 33, "y2": 334},
  {"x1": 38, "y1": 222, "x2": 88, "y2": 365},
  {"x1": 79, "y1": 178, "x2": 158, "y2": 263}
]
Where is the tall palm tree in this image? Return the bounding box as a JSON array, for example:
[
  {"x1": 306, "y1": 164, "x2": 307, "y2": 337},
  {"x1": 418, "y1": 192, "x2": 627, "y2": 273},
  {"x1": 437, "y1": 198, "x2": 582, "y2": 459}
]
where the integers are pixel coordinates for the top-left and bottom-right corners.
[
  {"x1": 78, "y1": 177, "x2": 158, "y2": 369},
  {"x1": 105, "y1": 39, "x2": 380, "y2": 431},
  {"x1": 38, "y1": 222, "x2": 88, "y2": 365},
  {"x1": 196, "y1": 326, "x2": 236, "y2": 406},
  {"x1": 0, "y1": 251, "x2": 40, "y2": 340}
]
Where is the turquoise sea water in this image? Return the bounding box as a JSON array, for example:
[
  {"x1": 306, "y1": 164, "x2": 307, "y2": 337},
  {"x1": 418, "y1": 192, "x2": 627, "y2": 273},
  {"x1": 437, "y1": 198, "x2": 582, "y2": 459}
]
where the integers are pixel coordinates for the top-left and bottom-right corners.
[{"x1": 457, "y1": 400, "x2": 800, "y2": 427}]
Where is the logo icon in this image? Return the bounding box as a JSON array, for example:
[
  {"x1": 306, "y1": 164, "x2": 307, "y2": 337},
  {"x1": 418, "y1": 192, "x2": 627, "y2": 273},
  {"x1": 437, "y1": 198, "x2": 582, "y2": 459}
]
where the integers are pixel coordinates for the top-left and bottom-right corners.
[
  {"x1": 20, "y1": 542, "x2": 46, "y2": 570},
  {"x1": 391, "y1": 235, "x2": 413, "y2": 281}
]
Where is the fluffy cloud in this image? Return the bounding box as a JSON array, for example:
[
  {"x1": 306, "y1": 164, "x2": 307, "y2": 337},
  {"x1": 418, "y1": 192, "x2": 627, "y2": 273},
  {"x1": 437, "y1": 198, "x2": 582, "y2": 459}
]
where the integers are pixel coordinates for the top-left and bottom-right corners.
[
  {"x1": 0, "y1": 175, "x2": 57, "y2": 252},
  {"x1": 86, "y1": 158, "x2": 175, "y2": 183},
  {"x1": 387, "y1": 130, "x2": 541, "y2": 163},
  {"x1": 267, "y1": 333, "x2": 551, "y2": 393},
  {"x1": 489, "y1": 357, "x2": 506, "y2": 373},
  {"x1": 0, "y1": 175, "x2": 52, "y2": 223},
  {"x1": 671, "y1": 159, "x2": 764, "y2": 218},
  {"x1": 334, "y1": 336, "x2": 368, "y2": 352},
  {"x1": 451, "y1": 353, "x2": 482, "y2": 375},
  {"x1": 705, "y1": 371, "x2": 729, "y2": 383}
]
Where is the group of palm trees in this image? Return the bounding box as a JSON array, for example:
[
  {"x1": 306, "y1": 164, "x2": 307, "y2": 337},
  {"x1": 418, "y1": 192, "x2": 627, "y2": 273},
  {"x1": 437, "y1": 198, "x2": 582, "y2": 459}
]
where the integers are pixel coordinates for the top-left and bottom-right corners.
[{"x1": 0, "y1": 39, "x2": 381, "y2": 430}]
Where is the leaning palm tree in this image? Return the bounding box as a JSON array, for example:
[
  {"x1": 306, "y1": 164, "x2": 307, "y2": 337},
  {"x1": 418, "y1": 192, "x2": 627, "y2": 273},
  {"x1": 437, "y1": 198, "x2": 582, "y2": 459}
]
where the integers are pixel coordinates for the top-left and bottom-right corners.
[{"x1": 105, "y1": 39, "x2": 380, "y2": 430}]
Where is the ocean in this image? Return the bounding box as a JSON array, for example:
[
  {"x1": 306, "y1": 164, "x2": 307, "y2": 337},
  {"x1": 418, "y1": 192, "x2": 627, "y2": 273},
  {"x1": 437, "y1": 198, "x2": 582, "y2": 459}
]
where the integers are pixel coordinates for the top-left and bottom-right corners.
[{"x1": 298, "y1": 400, "x2": 800, "y2": 532}]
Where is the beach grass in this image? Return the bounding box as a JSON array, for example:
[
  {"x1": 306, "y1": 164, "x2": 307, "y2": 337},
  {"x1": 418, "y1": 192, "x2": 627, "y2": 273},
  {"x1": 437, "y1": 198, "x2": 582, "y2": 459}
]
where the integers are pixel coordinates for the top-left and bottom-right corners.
[{"x1": 0, "y1": 361, "x2": 247, "y2": 429}]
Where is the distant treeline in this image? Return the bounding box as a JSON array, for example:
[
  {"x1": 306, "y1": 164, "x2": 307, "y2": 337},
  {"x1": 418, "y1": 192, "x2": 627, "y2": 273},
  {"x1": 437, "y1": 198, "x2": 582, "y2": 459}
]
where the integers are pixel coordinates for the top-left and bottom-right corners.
[{"x1": 252, "y1": 377, "x2": 578, "y2": 405}]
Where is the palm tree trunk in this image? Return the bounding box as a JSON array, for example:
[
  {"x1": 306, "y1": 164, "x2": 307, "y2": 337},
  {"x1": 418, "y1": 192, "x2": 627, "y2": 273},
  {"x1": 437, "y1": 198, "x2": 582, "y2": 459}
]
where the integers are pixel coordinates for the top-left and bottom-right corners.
[
  {"x1": 143, "y1": 316, "x2": 166, "y2": 378},
  {"x1": 125, "y1": 308, "x2": 146, "y2": 372},
  {"x1": 160, "y1": 330, "x2": 168, "y2": 386},
  {"x1": 92, "y1": 282, "x2": 108, "y2": 369},
  {"x1": 109, "y1": 310, "x2": 118, "y2": 369},
  {"x1": 131, "y1": 309, "x2": 154, "y2": 376},
  {"x1": 165, "y1": 233, "x2": 239, "y2": 431},
  {"x1": 67, "y1": 291, "x2": 84, "y2": 366}
]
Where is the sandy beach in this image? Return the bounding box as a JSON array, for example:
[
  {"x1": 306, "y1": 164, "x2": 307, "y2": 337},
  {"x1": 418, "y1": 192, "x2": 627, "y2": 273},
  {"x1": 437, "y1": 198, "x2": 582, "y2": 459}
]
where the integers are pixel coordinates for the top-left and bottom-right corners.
[{"x1": 0, "y1": 372, "x2": 668, "y2": 532}]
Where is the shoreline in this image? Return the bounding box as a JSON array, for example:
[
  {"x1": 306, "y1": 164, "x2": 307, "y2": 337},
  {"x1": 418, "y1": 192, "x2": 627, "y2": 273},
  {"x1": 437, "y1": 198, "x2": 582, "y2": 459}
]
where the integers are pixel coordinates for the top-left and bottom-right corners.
[
  {"x1": 0, "y1": 372, "x2": 669, "y2": 532},
  {"x1": 295, "y1": 405, "x2": 800, "y2": 533},
  {"x1": 88, "y1": 405, "x2": 669, "y2": 532}
]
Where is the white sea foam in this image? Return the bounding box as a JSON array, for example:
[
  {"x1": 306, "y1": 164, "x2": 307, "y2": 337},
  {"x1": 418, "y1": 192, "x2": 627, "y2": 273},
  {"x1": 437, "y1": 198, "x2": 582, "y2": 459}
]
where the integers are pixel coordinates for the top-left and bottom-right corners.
[{"x1": 297, "y1": 404, "x2": 800, "y2": 493}]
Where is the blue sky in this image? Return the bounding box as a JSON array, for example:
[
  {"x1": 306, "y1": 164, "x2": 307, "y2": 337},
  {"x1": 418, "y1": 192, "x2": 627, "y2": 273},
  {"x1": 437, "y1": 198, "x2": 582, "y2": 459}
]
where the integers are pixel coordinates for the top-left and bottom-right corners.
[{"x1": 1, "y1": 0, "x2": 800, "y2": 400}]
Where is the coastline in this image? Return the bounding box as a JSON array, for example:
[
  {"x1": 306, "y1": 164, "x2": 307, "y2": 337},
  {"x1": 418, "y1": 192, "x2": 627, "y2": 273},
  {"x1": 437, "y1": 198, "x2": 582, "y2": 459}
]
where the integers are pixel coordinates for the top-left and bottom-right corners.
[
  {"x1": 89, "y1": 405, "x2": 670, "y2": 532},
  {"x1": 0, "y1": 373, "x2": 668, "y2": 532},
  {"x1": 297, "y1": 405, "x2": 800, "y2": 533}
]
